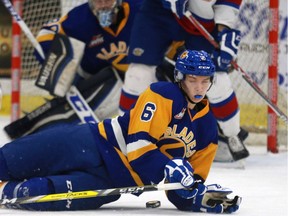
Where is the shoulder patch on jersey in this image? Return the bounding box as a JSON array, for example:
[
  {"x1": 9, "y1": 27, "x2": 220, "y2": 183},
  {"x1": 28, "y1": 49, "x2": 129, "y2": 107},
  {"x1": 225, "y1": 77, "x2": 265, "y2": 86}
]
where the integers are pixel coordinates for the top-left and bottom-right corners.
[
  {"x1": 174, "y1": 107, "x2": 186, "y2": 120},
  {"x1": 89, "y1": 34, "x2": 104, "y2": 47}
]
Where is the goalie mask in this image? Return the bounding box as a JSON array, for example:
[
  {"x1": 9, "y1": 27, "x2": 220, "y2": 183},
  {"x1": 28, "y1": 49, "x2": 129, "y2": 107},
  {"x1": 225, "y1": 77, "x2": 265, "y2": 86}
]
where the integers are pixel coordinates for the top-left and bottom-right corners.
[
  {"x1": 89, "y1": 0, "x2": 122, "y2": 27},
  {"x1": 174, "y1": 50, "x2": 215, "y2": 82}
]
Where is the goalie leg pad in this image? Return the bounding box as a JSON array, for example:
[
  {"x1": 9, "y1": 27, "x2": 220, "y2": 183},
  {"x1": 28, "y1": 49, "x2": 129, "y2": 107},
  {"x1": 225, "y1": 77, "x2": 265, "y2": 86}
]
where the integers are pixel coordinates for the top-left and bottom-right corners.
[
  {"x1": 4, "y1": 97, "x2": 67, "y2": 139},
  {"x1": 93, "y1": 78, "x2": 122, "y2": 120},
  {"x1": 4, "y1": 67, "x2": 122, "y2": 139}
]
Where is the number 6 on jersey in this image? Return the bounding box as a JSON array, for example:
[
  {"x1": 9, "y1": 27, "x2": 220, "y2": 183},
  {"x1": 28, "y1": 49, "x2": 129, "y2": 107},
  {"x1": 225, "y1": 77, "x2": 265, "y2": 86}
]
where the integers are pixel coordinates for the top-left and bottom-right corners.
[{"x1": 141, "y1": 103, "x2": 156, "y2": 122}]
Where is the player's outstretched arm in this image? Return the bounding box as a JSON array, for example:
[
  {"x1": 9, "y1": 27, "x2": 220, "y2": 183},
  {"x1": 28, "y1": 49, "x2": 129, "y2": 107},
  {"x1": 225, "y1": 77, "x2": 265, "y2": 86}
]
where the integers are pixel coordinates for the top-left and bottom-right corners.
[
  {"x1": 190, "y1": 184, "x2": 241, "y2": 213},
  {"x1": 167, "y1": 182, "x2": 241, "y2": 213}
]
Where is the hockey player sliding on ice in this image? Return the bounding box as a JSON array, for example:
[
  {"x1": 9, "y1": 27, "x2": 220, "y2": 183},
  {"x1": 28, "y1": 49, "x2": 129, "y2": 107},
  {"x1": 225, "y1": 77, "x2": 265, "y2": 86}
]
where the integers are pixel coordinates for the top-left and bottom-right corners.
[
  {"x1": 119, "y1": 0, "x2": 249, "y2": 162},
  {"x1": 4, "y1": 0, "x2": 143, "y2": 138},
  {"x1": 0, "y1": 50, "x2": 241, "y2": 212}
]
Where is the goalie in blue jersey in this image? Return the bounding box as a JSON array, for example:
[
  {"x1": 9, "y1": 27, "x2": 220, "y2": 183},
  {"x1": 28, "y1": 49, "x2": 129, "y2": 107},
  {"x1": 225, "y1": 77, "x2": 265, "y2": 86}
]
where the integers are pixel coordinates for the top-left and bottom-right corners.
[
  {"x1": 4, "y1": 0, "x2": 143, "y2": 138},
  {"x1": 0, "y1": 50, "x2": 241, "y2": 213}
]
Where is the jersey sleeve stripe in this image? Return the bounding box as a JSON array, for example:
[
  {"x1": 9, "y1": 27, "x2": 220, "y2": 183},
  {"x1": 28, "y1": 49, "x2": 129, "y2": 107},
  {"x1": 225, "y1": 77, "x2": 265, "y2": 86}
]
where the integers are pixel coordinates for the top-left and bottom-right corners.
[
  {"x1": 111, "y1": 117, "x2": 127, "y2": 155},
  {"x1": 127, "y1": 141, "x2": 158, "y2": 161}
]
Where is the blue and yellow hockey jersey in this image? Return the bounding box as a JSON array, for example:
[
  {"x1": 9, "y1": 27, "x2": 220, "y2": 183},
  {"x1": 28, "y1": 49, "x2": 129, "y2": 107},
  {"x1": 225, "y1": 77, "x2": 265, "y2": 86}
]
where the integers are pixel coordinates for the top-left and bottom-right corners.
[
  {"x1": 0, "y1": 81, "x2": 218, "y2": 210},
  {"x1": 36, "y1": 0, "x2": 142, "y2": 75},
  {"x1": 93, "y1": 81, "x2": 218, "y2": 187}
]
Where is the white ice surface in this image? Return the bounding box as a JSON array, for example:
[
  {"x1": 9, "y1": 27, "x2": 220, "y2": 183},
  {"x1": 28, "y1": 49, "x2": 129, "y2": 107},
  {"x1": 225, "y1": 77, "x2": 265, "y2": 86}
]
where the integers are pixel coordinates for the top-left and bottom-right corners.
[{"x1": 0, "y1": 116, "x2": 287, "y2": 216}]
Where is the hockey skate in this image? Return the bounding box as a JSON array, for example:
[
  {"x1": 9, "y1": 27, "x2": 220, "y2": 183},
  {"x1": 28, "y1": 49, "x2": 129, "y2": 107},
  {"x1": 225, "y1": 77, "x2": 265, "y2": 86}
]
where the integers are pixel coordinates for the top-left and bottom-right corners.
[
  {"x1": 0, "y1": 181, "x2": 20, "y2": 209},
  {"x1": 214, "y1": 128, "x2": 249, "y2": 162},
  {"x1": 0, "y1": 181, "x2": 8, "y2": 209}
]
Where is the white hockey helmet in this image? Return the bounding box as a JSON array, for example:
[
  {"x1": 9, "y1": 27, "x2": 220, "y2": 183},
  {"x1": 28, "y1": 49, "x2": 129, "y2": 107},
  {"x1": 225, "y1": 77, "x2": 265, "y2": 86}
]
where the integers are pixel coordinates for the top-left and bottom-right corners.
[{"x1": 89, "y1": 0, "x2": 122, "y2": 27}]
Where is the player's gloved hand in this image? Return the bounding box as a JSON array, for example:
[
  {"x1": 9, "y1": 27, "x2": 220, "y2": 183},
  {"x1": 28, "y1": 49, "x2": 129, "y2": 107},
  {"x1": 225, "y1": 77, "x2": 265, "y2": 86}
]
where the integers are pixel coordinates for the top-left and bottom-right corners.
[
  {"x1": 191, "y1": 184, "x2": 242, "y2": 213},
  {"x1": 213, "y1": 29, "x2": 241, "y2": 71},
  {"x1": 162, "y1": 0, "x2": 188, "y2": 18},
  {"x1": 164, "y1": 158, "x2": 206, "y2": 199}
]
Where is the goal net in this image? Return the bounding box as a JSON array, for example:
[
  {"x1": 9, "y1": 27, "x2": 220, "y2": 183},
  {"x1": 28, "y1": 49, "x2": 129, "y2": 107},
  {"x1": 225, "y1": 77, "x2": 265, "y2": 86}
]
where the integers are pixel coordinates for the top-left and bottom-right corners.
[
  {"x1": 231, "y1": 0, "x2": 287, "y2": 150},
  {"x1": 16, "y1": 0, "x2": 87, "y2": 112},
  {"x1": 4, "y1": 0, "x2": 288, "y2": 149}
]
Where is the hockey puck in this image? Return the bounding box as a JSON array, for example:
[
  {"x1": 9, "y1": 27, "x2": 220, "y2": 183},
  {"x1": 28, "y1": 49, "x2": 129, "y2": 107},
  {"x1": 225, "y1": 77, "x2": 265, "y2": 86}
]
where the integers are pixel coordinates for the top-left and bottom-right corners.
[{"x1": 146, "y1": 200, "x2": 161, "y2": 208}]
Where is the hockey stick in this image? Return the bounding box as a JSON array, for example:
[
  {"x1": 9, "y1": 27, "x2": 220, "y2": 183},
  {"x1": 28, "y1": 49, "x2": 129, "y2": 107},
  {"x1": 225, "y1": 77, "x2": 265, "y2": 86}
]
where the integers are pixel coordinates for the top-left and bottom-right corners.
[
  {"x1": 66, "y1": 85, "x2": 100, "y2": 123},
  {"x1": 0, "y1": 182, "x2": 183, "y2": 205},
  {"x1": 1, "y1": 0, "x2": 45, "y2": 59},
  {"x1": 184, "y1": 11, "x2": 288, "y2": 124},
  {"x1": 1, "y1": 0, "x2": 99, "y2": 124}
]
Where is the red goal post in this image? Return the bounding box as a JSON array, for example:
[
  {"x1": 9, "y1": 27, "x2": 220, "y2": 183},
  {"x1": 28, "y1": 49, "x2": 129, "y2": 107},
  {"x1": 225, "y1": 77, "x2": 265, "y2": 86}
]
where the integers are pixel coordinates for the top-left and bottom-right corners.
[
  {"x1": 233, "y1": 0, "x2": 287, "y2": 152},
  {"x1": 6, "y1": 0, "x2": 287, "y2": 151},
  {"x1": 9, "y1": 0, "x2": 87, "y2": 119},
  {"x1": 11, "y1": 0, "x2": 22, "y2": 121},
  {"x1": 267, "y1": 0, "x2": 279, "y2": 153}
]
